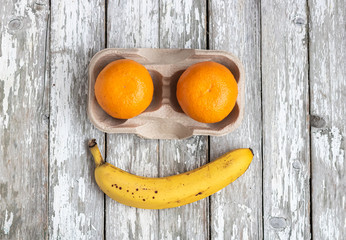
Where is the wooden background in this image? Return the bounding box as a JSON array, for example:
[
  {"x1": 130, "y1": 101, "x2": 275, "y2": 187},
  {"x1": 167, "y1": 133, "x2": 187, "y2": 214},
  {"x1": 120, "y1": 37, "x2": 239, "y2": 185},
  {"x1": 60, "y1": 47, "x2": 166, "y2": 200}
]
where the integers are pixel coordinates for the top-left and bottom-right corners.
[{"x1": 0, "y1": 0, "x2": 345, "y2": 239}]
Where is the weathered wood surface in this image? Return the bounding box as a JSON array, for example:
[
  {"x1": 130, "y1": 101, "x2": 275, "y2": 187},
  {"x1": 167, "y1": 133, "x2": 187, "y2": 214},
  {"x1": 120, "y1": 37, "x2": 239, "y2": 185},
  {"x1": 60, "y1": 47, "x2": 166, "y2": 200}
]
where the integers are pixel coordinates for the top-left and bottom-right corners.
[
  {"x1": 309, "y1": 0, "x2": 346, "y2": 239},
  {"x1": 158, "y1": 1, "x2": 209, "y2": 239},
  {"x1": 1, "y1": 0, "x2": 346, "y2": 239},
  {"x1": 0, "y1": 1, "x2": 49, "y2": 238},
  {"x1": 106, "y1": 1, "x2": 160, "y2": 239},
  {"x1": 209, "y1": 0, "x2": 262, "y2": 239},
  {"x1": 106, "y1": 1, "x2": 209, "y2": 239},
  {"x1": 49, "y1": 0, "x2": 105, "y2": 239},
  {"x1": 262, "y1": 0, "x2": 311, "y2": 239}
]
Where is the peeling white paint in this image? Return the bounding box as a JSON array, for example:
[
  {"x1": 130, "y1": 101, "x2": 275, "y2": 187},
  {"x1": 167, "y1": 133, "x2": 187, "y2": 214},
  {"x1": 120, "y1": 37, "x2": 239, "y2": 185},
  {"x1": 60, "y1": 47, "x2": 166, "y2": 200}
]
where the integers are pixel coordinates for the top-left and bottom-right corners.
[
  {"x1": 3, "y1": 210, "x2": 13, "y2": 235},
  {"x1": 330, "y1": 127, "x2": 344, "y2": 170},
  {"x1": 237, "y1": 204, "x2": 252, "y2": 215},
  {"x1": 49, "y1": 0, "x2": 105, "y2": 239},
  {"x1": 194, "y1": 7, "x2": 200, "y2": 21},
  {"x1": 0, "y1": 3, "x2": 44, "y2": 128},
  {"x1": 0, "y1": 27, "x2": 17, "y2": 128},
  {"x1": 91, "y1": 224, "x2": 96, "y2": 231},
  {"x1": 175, "y1": 147, "x2": 181, "y2": 163},
  {"x1": 75, "y1": 212, "x2": 86, "y2": 239},
  {"x1": 0, "y1": 1, "x2": 49, "y2": 238},
  {"x1": 261, "y1": 0, "x2": 310, "y2": 239},
  {"x1": 312, "y1": 126, "x2": 345, "y2": 239},
  {"x1": 177, "y1": 214, "x2": 181, "y2": 228},
  {"x1": 231, "y1": 224, "x2": 238, "y2": 240},
  {"x1": 213, "y1": 205, "x2": 225, "y2": 239},
  {"x1": 52, "y1": 173, "x2": 70, "y2": 239},
  {"x1": 159, "y1": 0, "x2": 204, "y2": 49},
  {"x1": 307, "y1": 0, "x2": 345, "y2": 238},
  {"x1": 242, "y1": 228, "x2": 249, "y2": 240},
  {"x1": 52, "y1": 172, "x2": 95, "y2": 239},
  {"x1": 78, "y1": 177, "x2": 85, "y2": 202},
  {"x1": 319, "y1": 209, "x2": 341, "y2": 238},
  {"x1": 186, "y1": 143, "x2": 197, "y2": 154},
  {"x1": 314, "y1": 127, "x2": 344, "y2": 171}
]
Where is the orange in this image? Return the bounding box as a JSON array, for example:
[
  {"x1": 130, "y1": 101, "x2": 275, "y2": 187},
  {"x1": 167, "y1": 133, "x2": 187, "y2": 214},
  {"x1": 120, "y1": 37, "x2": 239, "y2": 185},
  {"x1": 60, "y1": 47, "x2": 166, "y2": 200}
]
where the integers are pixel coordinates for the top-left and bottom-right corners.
[
  {"x1": 95, "y1": 59, "x2": 153, "y2": 119},
  {"x1": 176, "y1": 61, "x2": 238, "y2": 123}
]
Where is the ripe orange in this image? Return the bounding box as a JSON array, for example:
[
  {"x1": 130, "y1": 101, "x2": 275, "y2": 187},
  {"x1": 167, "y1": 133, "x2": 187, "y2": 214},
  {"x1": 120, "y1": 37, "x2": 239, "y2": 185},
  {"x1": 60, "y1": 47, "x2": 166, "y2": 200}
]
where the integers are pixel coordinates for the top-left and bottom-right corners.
[
  {"x1": 95, "y1": 59, "x2": 153, "y2": 119},
  {"x1": 176, "y1": 61, "x2": 238, "y2": 123}
]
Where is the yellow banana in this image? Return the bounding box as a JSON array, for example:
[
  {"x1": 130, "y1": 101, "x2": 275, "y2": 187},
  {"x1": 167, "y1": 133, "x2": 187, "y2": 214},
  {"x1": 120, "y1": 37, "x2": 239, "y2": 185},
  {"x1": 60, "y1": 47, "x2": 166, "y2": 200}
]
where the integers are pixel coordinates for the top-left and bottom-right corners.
[{"x1": 88, "y1": 139, "x2": 253, "y2": 209}]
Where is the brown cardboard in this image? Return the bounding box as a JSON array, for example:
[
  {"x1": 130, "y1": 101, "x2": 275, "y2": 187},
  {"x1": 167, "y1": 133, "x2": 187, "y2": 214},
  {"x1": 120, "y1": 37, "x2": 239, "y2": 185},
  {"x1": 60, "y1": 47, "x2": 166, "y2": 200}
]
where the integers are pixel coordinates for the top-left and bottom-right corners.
[{"x1": 88, "y1": 48, "x2": 245, "y2": 139}]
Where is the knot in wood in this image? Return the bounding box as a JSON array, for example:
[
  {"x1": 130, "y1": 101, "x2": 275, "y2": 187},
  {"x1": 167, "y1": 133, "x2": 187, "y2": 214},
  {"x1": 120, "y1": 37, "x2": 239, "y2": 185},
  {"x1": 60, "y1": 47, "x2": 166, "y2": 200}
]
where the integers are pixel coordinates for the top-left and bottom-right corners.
[
  {"x1": 269, "y1": 217, "x2": 287, "y2": 230},
  {"x1": 8, "y1": 18, "x2": 23, "y2": 31},
  {"x1": 310, "y1": 115, "x2": 326, "y2": 128}
]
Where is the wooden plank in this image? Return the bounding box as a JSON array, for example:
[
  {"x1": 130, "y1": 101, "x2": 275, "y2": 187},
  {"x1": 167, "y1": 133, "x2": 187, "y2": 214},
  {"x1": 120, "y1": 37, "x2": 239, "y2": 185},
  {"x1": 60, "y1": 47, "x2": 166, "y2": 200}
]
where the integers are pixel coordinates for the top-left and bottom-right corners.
[
  {"x1": 106, "y1": 1, "x2": 208, "y2": 238},
  {"x1": 49, "y1": 1, "x2": 105, "y2": 239},
  {"x1": 106, "y1": 1, "x2": 160, "y2": 239},
  {"x1": 159, "y1": 0, "x2": 206, "y2": 49},
  {"x1": 107, "y1": 0, "x2": 160, "y2": 49},
  {"x1": 309, "y1": 0, "x2": 346, "y2": 239},
  {"x1": 208, "y1": 0, "x2": 262, "y2": 239},
  {"x1": 158, "y1": 1, "x2": 209, "y2": 239},
  {"x1": 261, "y1": 0, "x2": 310, "y2": 239},
  {"x1": 0, "y1": 1, "x2": 49, "y2": 239}
]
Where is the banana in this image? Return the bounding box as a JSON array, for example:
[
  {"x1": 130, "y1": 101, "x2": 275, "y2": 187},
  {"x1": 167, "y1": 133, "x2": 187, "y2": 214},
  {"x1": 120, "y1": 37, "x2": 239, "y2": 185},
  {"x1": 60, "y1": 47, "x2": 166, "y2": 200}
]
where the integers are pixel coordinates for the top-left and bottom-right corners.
[{"x1": 88, "y1": 139, "x2": 253, "y2": 209}]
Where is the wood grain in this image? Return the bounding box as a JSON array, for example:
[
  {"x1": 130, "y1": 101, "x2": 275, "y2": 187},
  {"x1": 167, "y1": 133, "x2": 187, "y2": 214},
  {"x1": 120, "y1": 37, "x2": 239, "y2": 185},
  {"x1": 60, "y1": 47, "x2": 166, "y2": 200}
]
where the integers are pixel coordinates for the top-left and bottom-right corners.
[
  {"x1": 158, "y1": 1, "x2": 209, "y2": 239},
  {"x1": 0, "y1": 1, "x2": 49, "y2": 239},
  {"x1": 208, "y1": 0, "x2": 262, "y2": 239},
  {"x1": 106, "y1": 1, "x2": 160, "y2": 239},
  {"x1": 159, "y1": 0, "x2": 206, "y2": 49},
  {"x1": 309, "y1": 0, "x2": 346, "y2": 238},
  {"x1": 261, "y1": 0, "x2": 310, "y2": 239},
  {"x1": 106, "y1": 1, "x2": 208, "y2": 239},
  {"x1": 49, "y1": 0, "x2": 105, "y2": 239}
]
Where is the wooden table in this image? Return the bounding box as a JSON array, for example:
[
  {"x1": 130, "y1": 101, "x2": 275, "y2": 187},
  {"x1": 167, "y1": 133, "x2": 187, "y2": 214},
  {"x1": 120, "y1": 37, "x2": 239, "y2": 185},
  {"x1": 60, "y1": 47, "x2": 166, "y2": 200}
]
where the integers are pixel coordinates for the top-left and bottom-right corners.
[{"x1": 1, "y1": 0, "x2": 345, "y2": 239}]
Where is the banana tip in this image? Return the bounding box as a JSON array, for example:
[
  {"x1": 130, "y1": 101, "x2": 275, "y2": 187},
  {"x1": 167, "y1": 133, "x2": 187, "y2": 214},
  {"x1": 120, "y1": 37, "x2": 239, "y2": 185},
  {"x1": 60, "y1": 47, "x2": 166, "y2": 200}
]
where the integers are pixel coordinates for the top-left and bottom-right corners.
[
  {"x1": 249, "y1": 148, "x2": 254, "y2": 156},
  {"x1": 88, "y1": 139, "x2": 97, "y2": 148}
]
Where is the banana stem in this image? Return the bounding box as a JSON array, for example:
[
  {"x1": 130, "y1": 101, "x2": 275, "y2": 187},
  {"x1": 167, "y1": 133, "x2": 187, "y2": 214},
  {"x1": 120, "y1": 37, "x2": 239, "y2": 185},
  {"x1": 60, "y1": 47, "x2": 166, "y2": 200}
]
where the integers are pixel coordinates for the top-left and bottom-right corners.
[{"x1": 88, "y1": 139, "x2": 105, "y2": 167}]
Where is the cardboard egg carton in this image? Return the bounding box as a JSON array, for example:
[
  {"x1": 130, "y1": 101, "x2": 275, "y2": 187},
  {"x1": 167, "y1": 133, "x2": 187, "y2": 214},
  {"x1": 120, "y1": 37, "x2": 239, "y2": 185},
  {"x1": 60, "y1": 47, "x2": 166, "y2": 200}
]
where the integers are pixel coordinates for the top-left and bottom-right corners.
[{"x1": 88, "y1": 48, "x2": 245, "y2": 139}]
